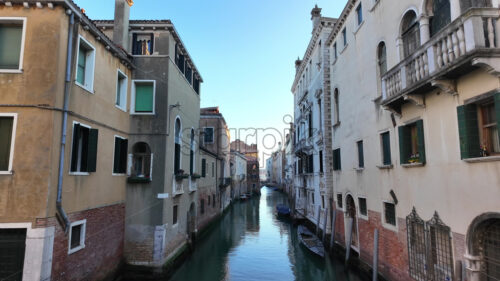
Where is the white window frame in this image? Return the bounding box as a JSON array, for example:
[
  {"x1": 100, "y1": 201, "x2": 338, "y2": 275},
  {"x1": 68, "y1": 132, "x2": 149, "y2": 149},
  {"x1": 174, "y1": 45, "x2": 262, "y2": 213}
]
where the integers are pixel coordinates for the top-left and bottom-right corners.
[
  {"x1": 357, "y1": 196, "x2": 369, "y2": 220},
  {"x1": 203, "y1": 127, "x2": 215, "y2": 144},
  {"x1": 69, "y1": 121, "x2": 91, "y2": 176},
  {"x1": 74, "y1": 35, "x2": 96, "y2": 93},
  {"x1": 68, "y1": 219, "x2": 86, "y2": 254},
  {"x1": 381, "y1": 200, "x2": 398, "y2": 232},
  {"x1": 131, "y1": 80, "x2": 156, "y2": 115},
  {"x1": 0, "y1": 17, "x2": 27, "y2": 73},
  {"x1": 115, "y1": 69, "x2": 128, "y2": 112},
  {"x1": 379, "y1": 129, "x2": 393, "y2": 168},
  {"x1": 112, "y1": 135, "x2": 127, "y2": 176},
  {"x1": 0, "y1": 113, "x2": 17, "y2": 174}
]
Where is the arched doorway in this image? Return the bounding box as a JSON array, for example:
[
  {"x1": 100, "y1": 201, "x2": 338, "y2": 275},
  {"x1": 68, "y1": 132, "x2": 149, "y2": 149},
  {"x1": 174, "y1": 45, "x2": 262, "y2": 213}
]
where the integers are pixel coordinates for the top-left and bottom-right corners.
[
  {"x1": 345, "y1": 195, "x2": 358, "y2": 249},
  {"x1": 467, "y1": 214, "x2": 500, "y2": 281}
]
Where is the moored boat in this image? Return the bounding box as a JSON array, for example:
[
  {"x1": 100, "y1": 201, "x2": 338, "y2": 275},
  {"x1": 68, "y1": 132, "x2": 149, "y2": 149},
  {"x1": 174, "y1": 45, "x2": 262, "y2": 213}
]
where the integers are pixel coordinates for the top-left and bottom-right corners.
[
  {"x1": 276, "y1": 204, "x2": 291, "y2": 217},
  {"x1": 297, "y1": 225, "x2": 325, "y2": 258}
]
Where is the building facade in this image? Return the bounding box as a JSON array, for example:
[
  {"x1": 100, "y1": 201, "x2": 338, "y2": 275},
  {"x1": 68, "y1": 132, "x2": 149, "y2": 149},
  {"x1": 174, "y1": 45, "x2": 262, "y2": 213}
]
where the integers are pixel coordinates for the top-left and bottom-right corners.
[
  {"x1": 0, "y1": 1, "x2": 134, "y2": 280},
  {"x1": 230, "y1": 140, "x2": 261, "y2": 194},
  {"x1": 320, "y1": 0, "x2": 500, "y2": 280},
  {"x1": 230, "y1": 151, "x2": 247, "y2": 198}
]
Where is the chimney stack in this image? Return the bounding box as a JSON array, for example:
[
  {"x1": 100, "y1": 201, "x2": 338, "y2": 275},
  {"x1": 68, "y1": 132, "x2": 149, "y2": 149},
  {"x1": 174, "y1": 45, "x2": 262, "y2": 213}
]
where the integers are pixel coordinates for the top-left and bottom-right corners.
[
  {"x1": 113, "y1": 0, "x2": 132, "y2": 50},
  {"x1": 295, "y1": 57, "x2": 302, "y2": 74},
  {"x1": 311, "y1": 5, "x2": 322, "y2": 32}
]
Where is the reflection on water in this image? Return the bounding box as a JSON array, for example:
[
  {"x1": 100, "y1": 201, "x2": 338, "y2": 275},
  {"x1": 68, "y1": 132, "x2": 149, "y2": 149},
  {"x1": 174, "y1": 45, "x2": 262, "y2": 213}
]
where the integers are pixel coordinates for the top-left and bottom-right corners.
[{"x1": 170, "y1": 187, "x2": 366, "y2": 281}]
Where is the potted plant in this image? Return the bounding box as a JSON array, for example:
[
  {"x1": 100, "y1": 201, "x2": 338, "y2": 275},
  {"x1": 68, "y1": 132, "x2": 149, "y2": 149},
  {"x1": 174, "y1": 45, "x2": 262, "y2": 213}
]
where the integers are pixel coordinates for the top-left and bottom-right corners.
[
  {"x1": 408, "y1": 153, "x2": 420, "y2": 163},
  {"x1": 191, "y1": 173, "x2": 202, "y2": 179},
  {"x1": 175, "y1": 169, "x2": 189, "y2": 181}
]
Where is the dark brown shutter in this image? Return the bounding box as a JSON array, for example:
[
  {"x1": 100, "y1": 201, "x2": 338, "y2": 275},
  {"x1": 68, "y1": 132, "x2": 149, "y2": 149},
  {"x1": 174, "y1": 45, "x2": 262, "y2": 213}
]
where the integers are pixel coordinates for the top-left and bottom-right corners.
[
  {"x1": 399, "y1": 126, "x2": 410, "y2": 164},
  {"x1": 113, "y1": 137, "x2": 121, "y2": 173},
  {"x1": 86, "y1": 129, "x2": 98, "y2": 173},
  {"x1": 416, "y1": 120, "x2": 426, "y2": 164},
  {"x1": 70, "y1": 124, "x2": 80, "y2": 172},
  {"x1": 120, "y1": 139, "x2": 128, "y2": 173}
]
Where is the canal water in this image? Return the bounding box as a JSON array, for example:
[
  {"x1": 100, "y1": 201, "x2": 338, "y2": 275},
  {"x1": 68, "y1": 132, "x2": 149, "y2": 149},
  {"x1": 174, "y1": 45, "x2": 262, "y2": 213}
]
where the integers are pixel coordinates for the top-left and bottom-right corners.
[{"x1": 169, "y1": 186, "x2": 366, "y2": 281}]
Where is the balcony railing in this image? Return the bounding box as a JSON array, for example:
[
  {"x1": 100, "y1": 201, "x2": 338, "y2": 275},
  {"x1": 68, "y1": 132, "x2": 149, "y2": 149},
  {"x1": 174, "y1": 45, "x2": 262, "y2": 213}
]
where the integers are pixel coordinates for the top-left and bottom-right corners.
[{"x1": 381, "y1": 8, "x2": 500, "y2": 109}]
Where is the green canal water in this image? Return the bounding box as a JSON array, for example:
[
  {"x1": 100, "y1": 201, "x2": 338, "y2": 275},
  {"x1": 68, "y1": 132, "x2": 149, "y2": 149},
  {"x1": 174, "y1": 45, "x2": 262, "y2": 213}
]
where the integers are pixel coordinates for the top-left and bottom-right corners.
[{"x1": 168, "y1": 186, "x2": 367, "y2": 281}]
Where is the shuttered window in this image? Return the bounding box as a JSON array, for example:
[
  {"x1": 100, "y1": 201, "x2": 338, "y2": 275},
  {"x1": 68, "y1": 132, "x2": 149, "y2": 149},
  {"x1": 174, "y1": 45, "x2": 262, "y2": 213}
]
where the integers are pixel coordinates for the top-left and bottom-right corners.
[
  {"x1": 70, "y1": 123, "x2": 98, "y2": 173},
  {"x1": 357, "y1": 140, "x2": 364, "y2": 168},
  {"x1": 201, "y1": 159, "x2": 206, "y2": 177},
  {"x1": 333, "y1": 148, "x2": 341, "y2": 171},
  {"x1": 113, "y1": 136, "x2": 128, "y2": 174},
  {"x1": 134, "y1": 81, "x2": 154, "y2": 113},
  {"x1": 0, "y1": 116, "x2": 14, "y2": 171},
  {"x1": 399, "y1": 120, "x2": 426, "y2": 164},
  {"x1": 457, "y1": 93, "x2": 500, "y2": 158},
  {"x1": 381, "y1": 131, "x2": 392, "y2": 165},
  {"x1": 0, "y1": 21, "x2": 23, "y2": 70}
]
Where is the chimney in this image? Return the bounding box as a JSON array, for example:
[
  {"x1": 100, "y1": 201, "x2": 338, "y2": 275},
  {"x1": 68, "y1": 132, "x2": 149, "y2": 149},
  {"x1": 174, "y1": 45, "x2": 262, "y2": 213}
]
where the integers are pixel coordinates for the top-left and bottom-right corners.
[
  {"x1": 113, "y1": 0, "x2": 132, "y2": 50},
  {"x1": 295, "y1": 57, "x2": 302, "y2": 74},
  {"x1": 311, "y1": 5, "x2": 322, "y2": 32}
]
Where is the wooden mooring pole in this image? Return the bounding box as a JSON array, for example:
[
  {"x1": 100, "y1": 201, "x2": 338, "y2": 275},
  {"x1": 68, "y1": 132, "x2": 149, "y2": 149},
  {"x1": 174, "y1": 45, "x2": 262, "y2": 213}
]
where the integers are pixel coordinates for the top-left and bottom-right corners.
[
  {"x1": 372, "y1": 229, "x2": 379, "y2": 281},
  {"x1": 316, "y1": 205, "x2": 321, "y2": 235},
  {"x1": 330, "y1": 209, "x2": 336, "y2": 251}
]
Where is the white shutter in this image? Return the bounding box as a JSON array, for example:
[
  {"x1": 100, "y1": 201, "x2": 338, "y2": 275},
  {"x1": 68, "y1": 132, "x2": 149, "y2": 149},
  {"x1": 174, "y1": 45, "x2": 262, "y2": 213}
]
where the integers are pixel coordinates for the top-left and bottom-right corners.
[
  {"x1": 127, "y1": 153, "x2": 133, "y2": 176},
  {"x1": 149, "y1": 153, "x2": 154, "y2": 181}
]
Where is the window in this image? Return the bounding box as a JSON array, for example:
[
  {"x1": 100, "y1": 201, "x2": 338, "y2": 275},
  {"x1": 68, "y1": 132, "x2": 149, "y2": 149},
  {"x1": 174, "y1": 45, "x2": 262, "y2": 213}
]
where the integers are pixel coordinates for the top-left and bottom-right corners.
[
  {"x1": 318, "y1": 99, "x2": 322, "y2": 130},
  {"x1": 337, "y1": 194, "x2": 343, "y2": 209},
  {"x1": 457, "y1": 94, "x2": 500, "y2": 158},
  {"x1": 212, "y1": 194, "x2": 215, "y2": 207},
  {"x1": 381, "y1": 131, "x2": 392, "y2": 165},
  {"x1": 115, "y1": 70, "x2": 128, "y2": 111},
  {"x1": 204, "y1": 127, "x2": 214, "y2": 143},
  {"x1": 193, "y1": 77, "x2": 201, "y2": 95},
  {"x1": 130, "y1": 142, "x2": 152, "y2": 180},
  {"x1": 190, "y1": 129, "x2": 195, "y2": 175},
  {"x1": 333, "y1": 43, "x2": 338, "y2": 60},
  {"x1": 321, "y1": 195, "x2": 325, "y2": 209},
  {"x1": 132, "y1": 80, "x2": 155, "y2": 114},
  {"x1": 399, "y1": 120, "x2": 426, "y2": 164},
  {"x1": 211, "y1": 162, "x2": 215, "y2": 177},
  {"x1": 200, "y1": 199, "x2": 205, "y2": 214},
  {"x1": 357, "y1": 140, "x2": 364, "y2": 168},
  {"x1": 75, "y1": 36, "x2": 95, "y2": 92},
  {"x1": 174, "y1": 118, "x2": 182, "y2": 174},
  {"x1": 384, "y1": 202, "x2": 396, "y2": 226},
  {"x1": 0, "y1": 18, "x2": 25, "y2": 72},
  {"x1": 308, "y1": 111, "x2": 313, "y2": 138},
  {"x1": 113, "y1": 136, "x2": 128, "y2": 174},
  {"x1": 185, "y1": 65, "x2": 193, "y2": 85},
  {"x1": 342, "y1": 28, "x2": 347, "y2": 47},
  {"x1": 68, "y1": 220, "x2": 86, "y2": 254},
  {"x1": 333, "y1": 89, "x2": 340, "y2": 124},
  {"x1": 359, "y1": 198, "x2": 367, "y2": 216},
  {"x1": 70, "y1": 123, "x2": 98, "y2": 174},
  {"x1": 401, "y1": 11, "x2": 420, "y2": 58},
  {"x1": 356, "y1": 3, "x2": 363, "y2": 25},
  {"x1": 0, "y1": 114, "x2": 16, "y2": 173},
  {"x1": 132, "y1": 33, "x2": 154, "y2": 55},
  {"x1": 201, "y1": 158, "x2": 206, "y2": 177},
  {"x1": 173, "y1": 205, "x2": 178, "y2": 225},
  {"x1": 333, "y1": 148, "x2": 341, "y2": 171},
  {"x1": 429, "y1": 0, "x2": 451, "y2": 37},
  {"x1": 319, "y1": 150, "x2": 323, "y2": 173},
  {"x1": 377, "y1": 42, "x2": 387, "y2": 76},
  {"x1": 208, "y1": 196, "x2": 210, "y2": 206}
]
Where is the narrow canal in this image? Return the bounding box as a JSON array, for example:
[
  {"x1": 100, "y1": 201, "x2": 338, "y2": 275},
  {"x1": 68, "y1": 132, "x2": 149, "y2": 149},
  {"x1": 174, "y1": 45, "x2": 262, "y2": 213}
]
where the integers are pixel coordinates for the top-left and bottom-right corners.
[{"x1": 169, "y1": 186, "x2": 366, "y2": 281}]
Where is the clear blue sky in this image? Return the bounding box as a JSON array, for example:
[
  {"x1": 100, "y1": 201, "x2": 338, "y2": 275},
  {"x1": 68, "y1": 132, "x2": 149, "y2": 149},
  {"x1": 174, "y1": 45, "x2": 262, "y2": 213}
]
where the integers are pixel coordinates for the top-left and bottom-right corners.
[{"x1": 75, "y1": 0, "x2": 346, "y2": 166}]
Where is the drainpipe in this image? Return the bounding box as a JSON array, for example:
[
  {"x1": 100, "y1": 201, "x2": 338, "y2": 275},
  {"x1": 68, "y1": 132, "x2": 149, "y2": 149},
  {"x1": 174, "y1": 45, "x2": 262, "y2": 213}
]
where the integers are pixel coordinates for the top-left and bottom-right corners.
[{"x1": 56, "y1": 12, "x2": 75, "y2": 233}]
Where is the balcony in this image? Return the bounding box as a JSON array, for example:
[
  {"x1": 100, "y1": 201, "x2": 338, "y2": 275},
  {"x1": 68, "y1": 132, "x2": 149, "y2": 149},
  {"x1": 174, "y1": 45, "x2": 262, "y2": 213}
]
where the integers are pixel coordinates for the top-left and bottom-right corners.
[{"x1": 381, "y1": 8, "x2": 500, "y2": 113}]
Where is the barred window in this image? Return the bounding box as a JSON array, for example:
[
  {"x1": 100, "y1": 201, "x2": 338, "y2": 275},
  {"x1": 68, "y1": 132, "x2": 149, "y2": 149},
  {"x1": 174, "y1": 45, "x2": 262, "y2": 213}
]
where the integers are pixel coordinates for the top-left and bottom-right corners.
[{"x1": 384, "y1": 202, "x2": 396, "y2": 226}]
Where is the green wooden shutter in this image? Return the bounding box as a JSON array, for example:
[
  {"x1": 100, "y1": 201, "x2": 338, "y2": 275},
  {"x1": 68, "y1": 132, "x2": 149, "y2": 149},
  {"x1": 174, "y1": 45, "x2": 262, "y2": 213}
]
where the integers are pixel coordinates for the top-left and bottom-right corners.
[
  {"x1": 70, "y1": 124, "x2": 80, "y2": 172},
  {"x1": 76, "y1": 47, "x2": 86, "y2": 84},
  {"x1": 457, "y1": 104, "x2": 480, "y2": 159},
  {"x1": 416, "y1": 120, "x2": 426, "y2": 164},
  {"x1": 382, "y1": 132, "x2": 392, "y2": 165},
  {"x1": 87, "y1": 129, "x2": 98, "y2": 172},
  {"x1": 495, "y1": 93, "x2": 500, "y2": 143},
  {"x1": 399, "y1": 126, "x2": 410, "y2": 164},
  {"x1": 113, "y1": 137, "x2": 121, "y2": 173},
  {"x1": 120, "y1": 139, "x2": 128, "y2": 173},
  {"x1": 202, "y1": 159, "x2": 206, "y2": 177},
  {"x1": 135, "y1": 83, "x2": 154, "y2": 112}
]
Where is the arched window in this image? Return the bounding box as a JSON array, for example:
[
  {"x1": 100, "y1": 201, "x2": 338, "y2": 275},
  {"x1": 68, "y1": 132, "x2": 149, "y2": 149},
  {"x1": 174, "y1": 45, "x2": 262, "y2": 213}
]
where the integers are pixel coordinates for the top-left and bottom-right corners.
[
  {"x1": 190, "y1": 129, "x2": 195, "y2": 175},
  {"x1": 334, "y1": 88, "x2": 340, "y2": 124},
  {"x1": 401, "y1": 11, "x2": 420, "y2": 58},
  {"x1": 429, "y1": 0, "x2": 451, "y2": 37},
  {"x1": 131, "y1": 142, "x2": 152, "y2": 179},
  {"x1": 377, "y1": 42, "x2": 387, "y2": 76},
  {"x1": 174, "y1": 118, "x2": 181, "y2": 174}
]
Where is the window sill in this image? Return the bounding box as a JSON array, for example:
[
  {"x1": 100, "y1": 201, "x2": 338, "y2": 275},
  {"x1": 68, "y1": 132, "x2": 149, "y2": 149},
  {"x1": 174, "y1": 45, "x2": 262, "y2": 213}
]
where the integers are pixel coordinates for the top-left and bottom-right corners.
[
  {"x1": 401, "y1": 162, "x2": 424, "y2": 168},
  {"x1": 333, "y1": 121, "x2": 341, "y2": 128},
  {"x1": 0, "y1": 171, "x2": 13, "y2": 175},
  {"x1": 115, "y1": 104, "x2": 127, "y2": 112},
  {"x1": 112, "y1": 173, "x2": 126, "y2": 176},
  {"x1": 75, "y1": 81, "x2": 94, "y2": 94},
  {"x1": 353, "y1": 21, "x2": 365, "y2": 36},
  {"x1": 127, "y1": 177, "x2": 151, "y2": 183},
  {"x1": 377, "y1": 164, "x2": 393, "y2": 169},
  {"x1": 354, "y1": 167, "x2": 364, "y2": 172},
  {"x1": 69, "y1": 172, "x2": 90, "y2": 176},
  {"x1": 173, "y1": 190, "x2": 184, "y2": 197},
  {"x1": 332, "y1": 57, "x2": 338, "y2": 66},
  {"x1": 369, "y1": 0, "x2": 380, "y2": 12},
  {"x1": 463, "y1": 155, "x2": 500, "y2": 163},
  {"x1": 68, "y1": 244, "x2": 85, "y2": 255},
  {"x1": 339, "y1": 43, "x2": 349, "y2": 55},
  {"x1": 382, "y1": 222, "x2": 398, "y2": 233},
  {"x1": 359, "y1": 214, "x2": 369, "y2": 221},
  {"x1": 0, "y1": 69, "x2": 22, "y2": 74},
  {"x1": 130, "y1": 112, "x2": 155, "y2": 116}
]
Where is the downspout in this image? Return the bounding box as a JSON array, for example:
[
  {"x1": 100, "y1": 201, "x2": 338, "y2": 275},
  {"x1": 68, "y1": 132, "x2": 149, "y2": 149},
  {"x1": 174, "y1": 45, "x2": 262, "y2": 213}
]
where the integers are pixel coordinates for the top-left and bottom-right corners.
[{"x1": 56, "y1": 12, "x2": 75, "y2": 233}]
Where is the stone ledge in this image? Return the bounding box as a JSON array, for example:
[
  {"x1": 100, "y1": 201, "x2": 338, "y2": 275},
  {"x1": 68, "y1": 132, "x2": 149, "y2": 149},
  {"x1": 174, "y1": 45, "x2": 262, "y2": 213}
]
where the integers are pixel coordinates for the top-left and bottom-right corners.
[{"x1": 464, "y1": 155, "x2": 500, "y2": 163}]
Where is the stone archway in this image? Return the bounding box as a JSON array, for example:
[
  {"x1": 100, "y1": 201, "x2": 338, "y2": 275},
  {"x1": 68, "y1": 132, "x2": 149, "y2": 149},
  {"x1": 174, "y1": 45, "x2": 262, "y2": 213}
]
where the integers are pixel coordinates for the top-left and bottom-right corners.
[
  {"x1": 345, "y1": 195, "x2": 358, "y2": 249},
  {"x1": 466, "y1": 213, "x2": 500, "y2": 281}
]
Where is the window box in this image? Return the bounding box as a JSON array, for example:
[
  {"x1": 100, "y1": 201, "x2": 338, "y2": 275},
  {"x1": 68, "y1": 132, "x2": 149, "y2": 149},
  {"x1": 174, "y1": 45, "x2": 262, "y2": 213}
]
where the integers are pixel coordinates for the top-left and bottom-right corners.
[
  {"x1": 175, "y1": 170, "x2": 189, "y2": 181},
  {"x1": 0, "y1": 18, "x2": 26, "y2": 73},
  {"x1": 398, "y1": 120, "x2": 426, "y2": 165},
  {"x1": 191, "y1": 173, "x2": 202, "y2": 179}
]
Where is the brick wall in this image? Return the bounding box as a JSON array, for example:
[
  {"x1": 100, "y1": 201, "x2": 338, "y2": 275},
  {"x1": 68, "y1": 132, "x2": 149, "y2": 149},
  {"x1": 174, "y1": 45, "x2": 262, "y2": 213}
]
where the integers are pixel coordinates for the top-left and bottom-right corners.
[{"x1": 49, "y1": 204, "x2": 125, "y2": 281}]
